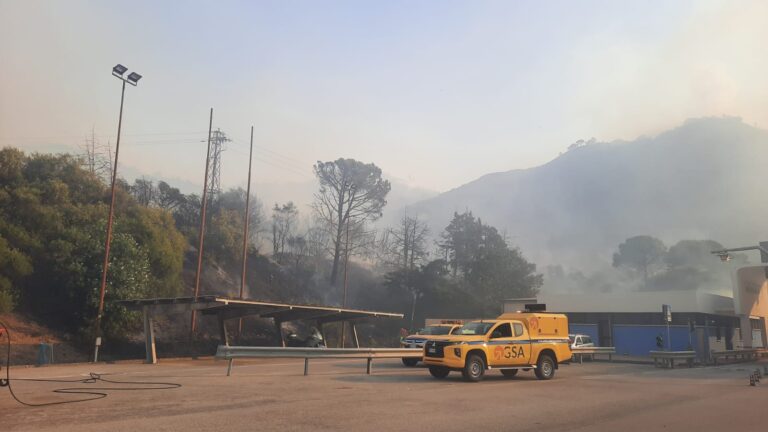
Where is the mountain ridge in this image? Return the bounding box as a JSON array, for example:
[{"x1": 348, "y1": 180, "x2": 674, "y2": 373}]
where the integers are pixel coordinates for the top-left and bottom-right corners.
[{"x1": 406, "y1": 116, "x2": 768, "y2": 271}]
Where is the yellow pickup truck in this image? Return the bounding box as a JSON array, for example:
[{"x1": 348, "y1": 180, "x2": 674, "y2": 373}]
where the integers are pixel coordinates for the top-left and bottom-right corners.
[{"x1": 422, "y1": 312, "x2": 571, "y2": 382}]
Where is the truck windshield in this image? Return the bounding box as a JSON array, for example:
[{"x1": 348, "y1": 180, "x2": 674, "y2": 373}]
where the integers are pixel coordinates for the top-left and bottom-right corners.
[
  {"x1": 455, "y1": 322, "x2": 494, "y2": 335},
  {"x1": 418, "y1": 326, "x2": 453, "y2": 335}
]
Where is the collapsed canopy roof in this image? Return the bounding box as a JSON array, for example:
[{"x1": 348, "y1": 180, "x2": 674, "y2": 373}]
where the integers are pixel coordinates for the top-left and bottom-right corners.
[{"x1": 117, "y1": 296, "x2": 404, "y2": 324}]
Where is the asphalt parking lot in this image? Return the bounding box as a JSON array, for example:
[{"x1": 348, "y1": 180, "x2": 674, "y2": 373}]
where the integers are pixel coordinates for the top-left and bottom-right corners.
[{"x1": 2, "y1": 357, "x2": 767, "y2": 432}]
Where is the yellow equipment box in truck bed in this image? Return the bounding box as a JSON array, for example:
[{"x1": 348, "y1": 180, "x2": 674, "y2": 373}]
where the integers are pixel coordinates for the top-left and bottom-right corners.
[{"x1": 422, "y1": 312, "x2": 572, "y2": 382}]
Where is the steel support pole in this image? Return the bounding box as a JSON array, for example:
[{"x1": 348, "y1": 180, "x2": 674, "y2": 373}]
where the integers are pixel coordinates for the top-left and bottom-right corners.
[
  {"x1": 93, "y1": 79, "x2": 126, "y2": 363},
  {"x1": 275, "y1": 319, "x2": 285, "y2": 347},
  {"x1": 143, "y1": 306, "x2": 157, "y2": 364},
  {"x1": 351, "y1": 323, "x2": 360, "y2": 348},
  {"x1": 319, "y1": 323, "x2": 327, "y2": 347},
  {"x1": 304, "y1": 358, "x2": 309, "y2": 376},
  {"x1": 218, "y1": 313, "x2": 230, "y2": 347}
]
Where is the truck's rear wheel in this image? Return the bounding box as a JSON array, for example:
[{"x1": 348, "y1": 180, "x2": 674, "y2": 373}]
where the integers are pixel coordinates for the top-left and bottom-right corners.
[
  {"x1": 500, "y1": 369, "x2": 518, "y2": 378},
  {"x1": 429, "y1": 366, "x2": 450, "y2": 379},
  {"x1": 402, "y1": 358, "x2": 419, "y2": 367},
  {"x1": 534, "y1": 354, "x2": 556, "y2": 380},
  {"x1": 462, "y1": 354, "x2": 486, "y2": 382}
]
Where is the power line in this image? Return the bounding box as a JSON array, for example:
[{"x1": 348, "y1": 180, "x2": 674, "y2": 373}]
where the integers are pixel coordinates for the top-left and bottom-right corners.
[
  {"x1": 227, "y1": 145, "x2": 311, "y2": 179},
  {"x1": 229, "y1": 138, "x2": 311, "y2": 174},
  {"x1": 0, "y1": 131, "x2": 209, "y2": 141},
  {"x1": 228, "y1": 136, "x2": 305, "y2": 164},
  {"x1": 3, "y1": 129, "x2": 315, "y2": 180}
]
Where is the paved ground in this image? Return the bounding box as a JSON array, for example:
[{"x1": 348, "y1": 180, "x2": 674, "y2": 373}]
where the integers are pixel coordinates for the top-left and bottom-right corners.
[{"x1": 2, "y1": 357, "x2": 767, "y2": 431}]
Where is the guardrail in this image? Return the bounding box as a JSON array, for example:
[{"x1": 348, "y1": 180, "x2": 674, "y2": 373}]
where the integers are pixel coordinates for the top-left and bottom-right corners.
[
  {"x1": 215, "y1": 345, "x2": 423, "y2": 376},
  {"x1": 649, "y1": 350, "x2": 696, "y2": 368},
  {"x1": 711, "y1": 349, "x2": 762, "y2": 365},
  {"x1": 571, "y1": 347, "x2": 616, "y2": 364}
]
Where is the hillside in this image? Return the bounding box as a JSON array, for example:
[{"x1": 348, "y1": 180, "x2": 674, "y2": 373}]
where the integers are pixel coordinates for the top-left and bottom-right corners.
[
  {"x1": 407, "y1": 117, "x2": 768, "y2": 270},
  {"x1": 0, "y1": 313, "x2": 88, "y2": 365}
]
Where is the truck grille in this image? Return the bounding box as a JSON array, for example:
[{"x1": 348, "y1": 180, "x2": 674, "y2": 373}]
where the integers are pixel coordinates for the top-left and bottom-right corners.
[
  {"x1": 404, "y1": 338, "x2": 427, "y2": 346},
  {"x1": 424, "y1": 340, "x2": 450, "y2": 358}
]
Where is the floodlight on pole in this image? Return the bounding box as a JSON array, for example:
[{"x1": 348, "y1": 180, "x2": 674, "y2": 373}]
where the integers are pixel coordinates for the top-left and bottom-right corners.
[
  {"x1": 112, "y1": 64, "x2": 128, "y2": 77},
  {"x1": 94, "y1": 64, "x2": 142, "y2": 363},
  {"x1": 127, "y1": 72, "x2": 142, "y2": 86}
]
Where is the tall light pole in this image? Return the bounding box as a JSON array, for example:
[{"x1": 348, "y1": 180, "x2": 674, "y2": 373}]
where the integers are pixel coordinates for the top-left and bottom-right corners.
[{"x1": 93, "y1": 64, "x2": 142, "y2": 363}]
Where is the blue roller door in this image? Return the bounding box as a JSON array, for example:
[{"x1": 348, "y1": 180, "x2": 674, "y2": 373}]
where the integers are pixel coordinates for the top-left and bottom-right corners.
[{"x1": 613, "y1": 325, "x2": 696, "y2": 356}]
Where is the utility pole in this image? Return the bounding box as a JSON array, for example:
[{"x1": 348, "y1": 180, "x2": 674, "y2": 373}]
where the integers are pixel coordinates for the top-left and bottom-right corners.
[
  {"x1": 191, "y1": 108, "x2": 215, "y2": 335},
  {"x1": 238, "y1": 126, "x2": 255, "y2": 336}
]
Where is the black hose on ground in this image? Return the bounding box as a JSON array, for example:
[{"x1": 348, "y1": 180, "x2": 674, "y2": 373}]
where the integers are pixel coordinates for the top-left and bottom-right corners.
[{"x1": 0, "y1": 319, "x2": 181, "y2": 407}]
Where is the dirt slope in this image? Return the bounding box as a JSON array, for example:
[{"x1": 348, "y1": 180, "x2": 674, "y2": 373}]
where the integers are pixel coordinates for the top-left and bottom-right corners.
[{"x1": 0, "y1": 313, "x2": 88, "y2": 365}]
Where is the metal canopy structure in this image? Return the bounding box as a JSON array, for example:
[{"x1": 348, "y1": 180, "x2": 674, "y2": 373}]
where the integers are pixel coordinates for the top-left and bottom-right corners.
[{"x1": 117, "y1": 296, "x2": 404, "y2": 364}]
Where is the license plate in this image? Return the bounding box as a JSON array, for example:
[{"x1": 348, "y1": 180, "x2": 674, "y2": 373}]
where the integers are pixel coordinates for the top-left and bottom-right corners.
[
  {"x1": 410, "y1": 343, "x2": 417, "y2": 348},
  {"x1": 428, "y1": 347, "x2": 436, "y2": 353}
]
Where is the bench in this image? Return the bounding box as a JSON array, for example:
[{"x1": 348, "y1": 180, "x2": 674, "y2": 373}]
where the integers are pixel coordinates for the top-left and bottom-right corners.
[
  {"x1": 571, "y1": 347, "x2": 616, "y2": 364},
  {"x1": 215, "y1": 345, "x2": 423, "y2": 376},
  {"x1": 711, "y1": 349, "x2": 760, "y2": 365},
  {"x1": 649, "y1": 350, "x2": 697, "y2": 368}
]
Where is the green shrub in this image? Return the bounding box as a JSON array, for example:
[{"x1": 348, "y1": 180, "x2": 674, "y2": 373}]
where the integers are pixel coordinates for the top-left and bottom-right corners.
[{"x1": 0, "y1": 289, "x2": 15, "y2": 313}]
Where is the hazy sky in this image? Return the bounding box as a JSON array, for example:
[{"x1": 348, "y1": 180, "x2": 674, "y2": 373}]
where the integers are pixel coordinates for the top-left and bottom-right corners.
[{"x1": 2, "y1": 0, "x2": 767, "y2": 192}]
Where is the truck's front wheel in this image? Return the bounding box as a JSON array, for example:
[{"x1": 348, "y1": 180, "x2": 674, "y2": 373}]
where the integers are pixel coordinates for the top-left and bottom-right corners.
[
  {"x1": 429, "y1": 366, "x2": 450, "y2": 379},
  {"x1": 534, "y1": 353, "x2": 556, "y2": 380},
  {"x1": 462, "y1": 354, "x2": 486, "y2": 382}
]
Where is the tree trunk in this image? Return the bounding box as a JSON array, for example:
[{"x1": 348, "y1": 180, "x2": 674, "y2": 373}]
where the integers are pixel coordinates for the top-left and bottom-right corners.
[
  {"x1": 330, "y1": 188, "x2": 346, "y2": 286},
  {"x1": 330, "y1": 239, "x2": 342, "y2": 286},
  {"x1": 272, "y1": 224, "x2": 278, "y2": 257}
]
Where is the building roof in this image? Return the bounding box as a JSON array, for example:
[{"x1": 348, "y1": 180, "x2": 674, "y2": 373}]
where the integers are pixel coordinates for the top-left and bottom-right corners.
[{"x1": 528, "y1": 291, "x2": 735, "y2": 315}]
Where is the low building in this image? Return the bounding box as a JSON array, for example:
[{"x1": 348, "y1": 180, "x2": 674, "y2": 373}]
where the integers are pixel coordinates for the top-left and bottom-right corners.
[{"x1": 504, "y1": 264, "x2": 768, "y2": 360}]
